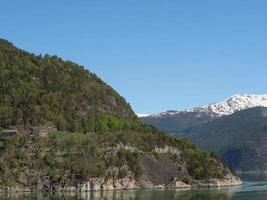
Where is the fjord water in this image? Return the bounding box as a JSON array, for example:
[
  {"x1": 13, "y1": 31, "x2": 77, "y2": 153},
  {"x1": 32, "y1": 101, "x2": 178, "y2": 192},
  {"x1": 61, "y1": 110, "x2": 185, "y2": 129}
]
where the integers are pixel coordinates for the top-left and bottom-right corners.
[{"x1": 2, "y1": 181, "x2": 267, "y2": 200}]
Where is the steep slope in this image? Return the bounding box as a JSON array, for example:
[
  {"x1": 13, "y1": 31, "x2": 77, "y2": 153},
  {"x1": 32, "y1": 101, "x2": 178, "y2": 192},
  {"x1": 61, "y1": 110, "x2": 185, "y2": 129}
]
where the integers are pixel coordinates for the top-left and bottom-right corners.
[
  {"x1": 0, "y1": 38, "x2": 135, "y2": 132},
  {"x1": 0, "y1": 39, "x2": 240, "y2": 192},
  {"x1": 184, "y1": 107, "x2": 267, "y2": 173},
  {"x1": 141, "y1": 94, "x2": 267, "y2": 136}
]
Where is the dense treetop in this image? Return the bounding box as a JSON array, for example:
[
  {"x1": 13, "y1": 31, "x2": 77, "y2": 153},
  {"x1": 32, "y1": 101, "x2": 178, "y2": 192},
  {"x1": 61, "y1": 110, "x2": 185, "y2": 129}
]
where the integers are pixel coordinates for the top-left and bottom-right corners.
[{"x1": 0, "y1": 39, "x2": 135, "y2": 131}]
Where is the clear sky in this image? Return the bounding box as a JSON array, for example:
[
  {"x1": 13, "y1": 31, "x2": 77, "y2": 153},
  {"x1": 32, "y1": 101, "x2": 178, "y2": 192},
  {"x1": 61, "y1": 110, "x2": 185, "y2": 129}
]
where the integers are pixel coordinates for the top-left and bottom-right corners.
[{"x1": 1, "y1": 0, "x2": 267, "y2": 114}]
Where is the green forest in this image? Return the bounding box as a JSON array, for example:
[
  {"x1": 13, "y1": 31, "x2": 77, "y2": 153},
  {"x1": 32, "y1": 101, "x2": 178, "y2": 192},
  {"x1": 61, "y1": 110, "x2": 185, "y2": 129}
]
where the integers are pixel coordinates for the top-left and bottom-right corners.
[
  {"x1": 0, "y1": 39, "x2": 135, "y2": 132},
  {"x1": 0, "y1": 39, "x2": 230, "y2": 190}
]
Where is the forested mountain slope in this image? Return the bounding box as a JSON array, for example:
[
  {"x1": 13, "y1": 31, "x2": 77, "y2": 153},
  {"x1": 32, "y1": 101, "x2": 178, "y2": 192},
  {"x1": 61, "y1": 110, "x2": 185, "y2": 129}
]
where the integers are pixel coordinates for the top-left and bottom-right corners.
[
  {"x1": 0, "y1": 39, "x2": 240, "y2": 192},
  {"x1": 0, "y1": 38, "x2": 135, "y2": 133},
  {"x1": 184, "y1": 107, "x2": 267, "y2": 173}
]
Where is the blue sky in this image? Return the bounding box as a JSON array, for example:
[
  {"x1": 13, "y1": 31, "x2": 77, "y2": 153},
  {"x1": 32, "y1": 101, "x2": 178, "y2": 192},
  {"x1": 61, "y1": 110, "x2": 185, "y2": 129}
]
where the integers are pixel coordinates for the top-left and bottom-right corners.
[{"x1": 1, "y1": 0, "x2": 267, "y2": 114}]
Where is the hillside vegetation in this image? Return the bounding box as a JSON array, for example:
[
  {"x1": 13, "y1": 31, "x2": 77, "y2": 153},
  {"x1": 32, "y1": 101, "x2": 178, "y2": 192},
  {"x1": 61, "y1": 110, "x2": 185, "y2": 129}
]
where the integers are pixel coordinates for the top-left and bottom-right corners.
[
  {"x1": 184, "y1": 107, "x2": 267, "y2": 172},
  {"x1": 0, "y1": 39, "x2": 135, "y2": 132},
  {"x1": 141, "y1": 111, "x2": 213, "y2": 136},
  {"x1": 0, "y1": 39, "x2": 235, "y2": 191}
]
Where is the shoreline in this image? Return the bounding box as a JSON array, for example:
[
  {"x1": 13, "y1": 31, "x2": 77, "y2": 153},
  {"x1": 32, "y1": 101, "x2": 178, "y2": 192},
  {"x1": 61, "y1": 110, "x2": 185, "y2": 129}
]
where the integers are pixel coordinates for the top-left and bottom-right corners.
[{"x1": 0, "y1": 176, "x2": 242, "y2": 193}]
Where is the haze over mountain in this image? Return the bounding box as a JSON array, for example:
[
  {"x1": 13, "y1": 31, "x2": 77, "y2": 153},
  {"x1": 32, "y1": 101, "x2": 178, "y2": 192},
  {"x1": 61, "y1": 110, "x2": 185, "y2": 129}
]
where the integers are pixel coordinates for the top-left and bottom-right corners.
[{"x1": 141, "y1": 94, "x2": 267, "y2": 173}]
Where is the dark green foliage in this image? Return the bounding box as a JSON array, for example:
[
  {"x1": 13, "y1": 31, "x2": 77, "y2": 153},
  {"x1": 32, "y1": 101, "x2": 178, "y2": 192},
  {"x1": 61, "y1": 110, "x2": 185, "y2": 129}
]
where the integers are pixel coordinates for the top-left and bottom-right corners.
[
  {"x1": 0, "y1": 132, "x2": 106, "y2": 186},
  {"x1": 185, "y1": 151, "x2": 224, "y2": 179},
  {"x1": 184, "y1": 107, "x2": 267, "y2": 172},
  {"x1": 167, "y1": 140, "x2": 227, "y2": 180},
  {"x1": 0, "y1": 130, "x2": 228, "y2": 187},
  {"x1": 117, "y1": 150, "x2": 142, "y2": 179},
  {"x1": 141, "y1": 110, "x2": 213, "y2": 136},
  {"x1": 0, "y1": 39, "x2": 135, "y2": 131},
  {"x1": 0, "y1": 39, "x2": 231, "y2": 188},
  {"x1": 181, "y1": 176, "x2": 192, "y2": 184},
  {"x1": 117, "y1": 168, "x2": 128, "y2": 179}
]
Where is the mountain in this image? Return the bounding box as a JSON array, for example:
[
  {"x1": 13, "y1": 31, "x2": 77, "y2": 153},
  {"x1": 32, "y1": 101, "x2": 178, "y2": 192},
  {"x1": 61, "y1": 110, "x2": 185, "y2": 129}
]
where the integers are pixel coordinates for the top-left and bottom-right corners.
[
  {"x1": 185, "y1": 107, "x2": 267, "y2": 173},
  {"x1": 142, "y1": 94, "x2": 267, "y2": 135},
  {"x1": 0, "y1": 39, "x2": 240, "y2": 192},
  {"x1": 141, "y1": 94, "x2": 267, "y2": 173},
  {"x1": 136, "y1": 113, "x2": 150, "y2": 118},
  {"x1": 187, "y1": 94, "x2": 267, "y2": 117},
  {"x1": 0, "y1": 39, "x2": 136, "y2": 133}
]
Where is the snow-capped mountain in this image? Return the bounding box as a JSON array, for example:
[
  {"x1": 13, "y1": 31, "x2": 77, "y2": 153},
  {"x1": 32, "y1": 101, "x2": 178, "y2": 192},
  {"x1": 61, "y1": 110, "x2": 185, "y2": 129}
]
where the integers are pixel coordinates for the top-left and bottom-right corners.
[
  {"x1": 149, "y1": 94, "x2": 267, "y2": 118},
  {"x1": 190, "y1": 94, "x2": 267, "y2": 117},
  {"x1": 141, "y1": 94, "x2": 267, "y2": 136},
  {"x1": 136, "y1": 113, "x2": 150, "y2": 117},
  {"x1": 141, "y1": 94, "x2": 267, "y2": 173}
]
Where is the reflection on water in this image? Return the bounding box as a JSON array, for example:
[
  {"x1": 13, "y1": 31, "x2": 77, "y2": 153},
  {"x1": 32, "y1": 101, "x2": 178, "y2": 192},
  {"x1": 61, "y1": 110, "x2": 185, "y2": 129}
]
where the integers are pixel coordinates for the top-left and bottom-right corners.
[
  {"x1": 2, "y1": 182, "x2": 267, "y2": 200},
  {"x1": 0, "y1": 190, "x2": 234, "y2": 200}
]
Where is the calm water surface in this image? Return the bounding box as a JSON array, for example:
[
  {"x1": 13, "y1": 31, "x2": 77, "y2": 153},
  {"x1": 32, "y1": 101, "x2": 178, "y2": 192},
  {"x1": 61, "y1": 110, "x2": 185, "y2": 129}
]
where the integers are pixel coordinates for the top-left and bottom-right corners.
[{"x1": 2, "y1": 181, "x2": 267, "y2": 200}]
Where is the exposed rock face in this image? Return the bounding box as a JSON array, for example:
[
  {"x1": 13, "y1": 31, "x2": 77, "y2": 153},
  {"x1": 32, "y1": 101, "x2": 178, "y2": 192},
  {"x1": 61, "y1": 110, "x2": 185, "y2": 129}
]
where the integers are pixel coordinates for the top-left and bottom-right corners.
[
  {"x1": 60, "y1": 186, "x2": 76, "y2": 192},
  {"x1": 153, "y1": 185, "x2": 165, "y2": 189},
  {"x1": 80, "y1": 182, "x2": 91, "y2": 192},
  {"x1": 0, "y1": 187, "x2": 31, "y2": 193},
  {"x1": 154, "y1": 145, "x2": 181, "y2": 155},
  {"x1": 113, "y1": 143, "x2": 137, "y2": 153},
  {"x1": 78, "y1": 170, "x2": 138, "y2": 191},
  {"x1": 27, "y1": 122, "x2": 57, "y2": 138},
  {"x1": 113, "y1": 176, "x2": 137, "y2": 190},
  {"x1": 102, "y1": 179, "x2": 115, "y2": 190},
  {"x1": 174, "y1": 181, "x2": 191, "y2": 189},
  {"x1": 89, "y1": 178, "x2": 105, "y2": 191},
  {"x1": 192, "y1": 174, "x2": 242, "y2": 188},
  {"x1": 0, "y1": 128, "x2": 18, "y2": 139},
  {"x1": 0, "y1": 174, "x2": 241, "y2": 193}
]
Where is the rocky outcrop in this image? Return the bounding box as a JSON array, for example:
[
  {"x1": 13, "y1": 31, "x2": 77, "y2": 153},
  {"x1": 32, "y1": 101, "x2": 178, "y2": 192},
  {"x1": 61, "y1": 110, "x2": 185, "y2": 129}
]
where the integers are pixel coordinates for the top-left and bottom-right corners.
[
  {"x1": 113, "y1": 143, "x2": 137, "y2": 153},
  {"x1": 89, "y1": 178, "x2": 105, "y2": 191},
  {"x1": 192, "y1": 174, "x2": 242, "y2": 188},
  {"x1": 154, "y1": 145, "x2": 181, "y2": 155},
  {"x1": 78, "y1": 169, "x2": 139, "y2": 191},
  {"x1": 0, "y1": 186, "x2": 31, "y2": 193},
  {"x1": 0, "y1": 175, "x2": 241, "y2": 193},
  {"x1": 113, "y1": 176, "x2": 137, "y2": 190},
  {"x1": 174, "y1": 181, "x2": 191, "y2": 189},
  {"x1": 26, "y1": 122, "x2": 57, "y2": 138},
  {"x1": 77, "y1": 178, "x2": 191, "y2": 191},
  {"x1": 0, "y1": 153, "x2": 242, "y2": 193}
]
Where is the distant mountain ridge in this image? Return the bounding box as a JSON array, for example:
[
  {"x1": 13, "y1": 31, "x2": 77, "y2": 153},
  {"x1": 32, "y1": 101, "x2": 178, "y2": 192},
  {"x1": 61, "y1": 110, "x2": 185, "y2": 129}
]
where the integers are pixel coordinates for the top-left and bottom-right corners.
[
  {"x1": 188, "y1": 94, "x2": 267, "y2": 118},
  {"x1": 150, "y1": 94, "x2": 267, "y2": 118},
  {"x1": 185, "y1": 107, "x2": 267, "y2": 173},
  {"x1": 141, "y1": 94, "x2": 267, "y2": 173},
  {"x1": 142, "y1": 94, "x2": 267, "y2": 135}
]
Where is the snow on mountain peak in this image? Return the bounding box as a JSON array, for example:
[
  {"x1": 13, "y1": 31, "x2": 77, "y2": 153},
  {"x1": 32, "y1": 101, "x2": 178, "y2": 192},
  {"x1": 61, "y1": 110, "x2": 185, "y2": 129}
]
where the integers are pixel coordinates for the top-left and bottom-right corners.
[
  {"x1": 192, "y1": 94, "x2": 267, "y2": 117},
  {"x1": 147, "y1": 94, "x2": 267, "y2": 118},
  {"x1": 150, "y1": 110, "x2": 180, "y2": 118},
  {"x1": 136, "y1": 113, "x2": 151, "y2": 118}
]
